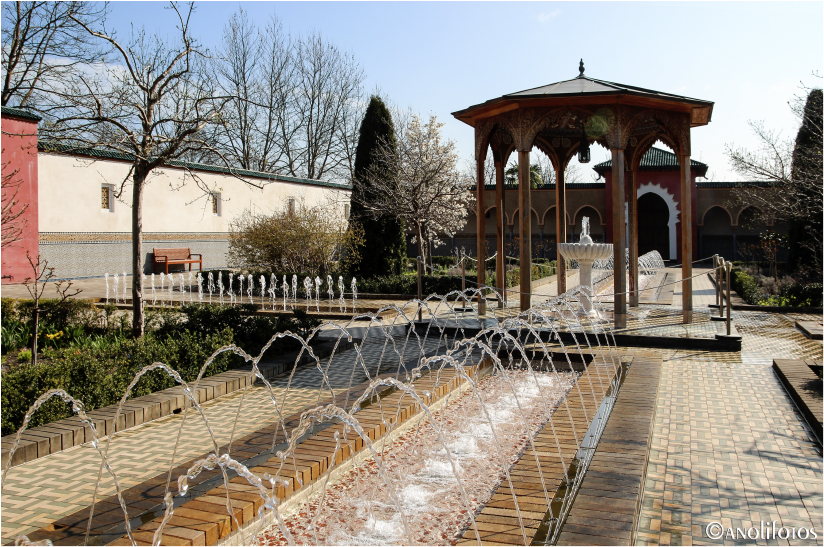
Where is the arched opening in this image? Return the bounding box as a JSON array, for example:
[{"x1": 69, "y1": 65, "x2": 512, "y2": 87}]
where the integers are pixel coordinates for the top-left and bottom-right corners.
[
  {"x1": 510, "y1": 209, "x2": 542, "y2": 258},
  {"x1": 700, "y1": 206, "x2": 733, "y2": 259},
  {"x1": 572, "y1": 206, "x2": 604, "y2": 243},
  {"x1": 638, "y1": 192, "x2": 670, "y2": 258},
  {"x1": 736, "y1": 206, "x2": 767, "y2": 262}
]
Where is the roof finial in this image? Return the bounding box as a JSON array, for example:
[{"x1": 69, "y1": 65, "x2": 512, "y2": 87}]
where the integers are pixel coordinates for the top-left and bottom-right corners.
[{"x1": 578, "y1": 59, "x2": 585, "y2": 77}]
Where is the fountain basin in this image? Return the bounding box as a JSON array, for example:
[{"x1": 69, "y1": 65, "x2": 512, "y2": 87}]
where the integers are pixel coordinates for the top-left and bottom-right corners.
[
  {"x1": 559, "y1": 242, "x2": 613, "y2": 313},
  {"x1": 558, "y1": 242, "x2": 613, "y2": 263}
]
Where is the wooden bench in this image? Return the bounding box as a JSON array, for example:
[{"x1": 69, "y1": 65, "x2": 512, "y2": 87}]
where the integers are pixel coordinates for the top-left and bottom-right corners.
[{"x1": 152, "y1": 247, "x2": 202, "y2": 274}]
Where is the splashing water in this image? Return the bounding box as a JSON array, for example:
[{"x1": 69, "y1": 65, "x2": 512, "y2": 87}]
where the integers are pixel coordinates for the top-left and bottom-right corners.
[
  {"x1": 4, "y1": 283, "x2": 625, "y2": 547},
  {"x1": 292, "y1": 274, "x2": 298, "y2": 303},
  {"x1": 197, "y1": 273, "x2": 204, "y2": 304}
]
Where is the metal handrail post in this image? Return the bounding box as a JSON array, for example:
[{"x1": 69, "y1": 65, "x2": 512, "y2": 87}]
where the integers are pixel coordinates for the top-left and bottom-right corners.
[{"x1": 725, "y1": 261, "x2": 732, "y2": 336}]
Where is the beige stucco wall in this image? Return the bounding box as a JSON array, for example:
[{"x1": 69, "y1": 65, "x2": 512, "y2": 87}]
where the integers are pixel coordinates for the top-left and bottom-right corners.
[{"x1": 38, "y1": 152, "x2": 350, "y2": 233}]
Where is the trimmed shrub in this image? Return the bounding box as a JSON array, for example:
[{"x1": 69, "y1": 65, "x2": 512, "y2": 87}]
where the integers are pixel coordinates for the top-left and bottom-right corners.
[
  {"x1": 1, "y1": 328, "x2": 235, "y2": 436},
  {"x1": 730, "y1": 268, "x2": 762, "y2": 304}
]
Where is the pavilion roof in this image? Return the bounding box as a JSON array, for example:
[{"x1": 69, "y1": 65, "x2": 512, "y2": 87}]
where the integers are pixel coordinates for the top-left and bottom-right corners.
[
  {"x1": 453, "y1": 63, "x2": 714, "y2": 127},
  {"x1": 504, "y1": 74, "x2": 712, "y2": 106}
]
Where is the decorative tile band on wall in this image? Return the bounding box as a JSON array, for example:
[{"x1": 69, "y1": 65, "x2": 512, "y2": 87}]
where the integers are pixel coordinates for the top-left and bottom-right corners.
[
  {"x1": 39, "y1": 233, "x2": 230, "y2": 278},
  {"x1": 40, "y1": 232, "x2": 231, "y2": 243}
]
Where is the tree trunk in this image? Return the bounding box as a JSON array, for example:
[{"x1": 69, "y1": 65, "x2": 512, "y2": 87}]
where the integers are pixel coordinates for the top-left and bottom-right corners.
[
  {"x1": 31, "y1": 306, "x2": 39, "y2": 366},
  {"x1": 416, "y1": 222, "x2": 424, "y2": 302},
  {"x1": 132, "y1": 168, "x2": 146, "y2": 337}
]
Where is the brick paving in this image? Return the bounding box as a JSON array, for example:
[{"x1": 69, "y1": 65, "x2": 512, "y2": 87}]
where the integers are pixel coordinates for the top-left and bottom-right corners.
[{"x1": 635, "y1": 270, "x2": 823, "y2": 546}]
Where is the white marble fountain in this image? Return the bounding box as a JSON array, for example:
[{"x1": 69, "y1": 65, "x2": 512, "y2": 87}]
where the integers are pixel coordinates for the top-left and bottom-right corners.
[{"x1": 559, "y1": 217, "x2": 613, "y2": 314}]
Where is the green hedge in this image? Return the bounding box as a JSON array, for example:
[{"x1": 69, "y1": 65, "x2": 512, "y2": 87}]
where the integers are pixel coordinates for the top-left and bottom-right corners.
[
  {"x1": 730, "y1": 269, "x2": 762, "y2": 305},
  {"x1": 0, "y1": 302, "x2": 320, "y2": 436},
  {"x1": 1, "y1": 329, "x2": 235, "y2": 436},
  {"x1": 355, "y1": 274, "x2": 465, "y2": 295}
]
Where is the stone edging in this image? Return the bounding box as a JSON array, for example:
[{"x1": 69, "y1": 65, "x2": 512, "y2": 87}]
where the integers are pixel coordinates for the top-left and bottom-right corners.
[
  {"x1": 772, "y1": 359, "x2": 822, "y2": 446},
  {"x1": 0, "y1": 339, "x2": 355, "y2": 470}
]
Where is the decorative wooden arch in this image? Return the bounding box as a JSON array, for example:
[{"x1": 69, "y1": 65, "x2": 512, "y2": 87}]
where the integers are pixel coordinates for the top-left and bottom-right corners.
[{"x1": 453, "y1": 60, "x2": 713, "y2": 324}]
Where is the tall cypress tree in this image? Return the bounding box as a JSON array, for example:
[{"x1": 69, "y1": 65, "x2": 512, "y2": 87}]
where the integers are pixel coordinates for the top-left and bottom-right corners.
[
  {"x1": 787, "y1": 89, "x2": 823, "y2": 277},
  {"x1": 349, "y1": 96, "x2": 406, "y2": 277}
]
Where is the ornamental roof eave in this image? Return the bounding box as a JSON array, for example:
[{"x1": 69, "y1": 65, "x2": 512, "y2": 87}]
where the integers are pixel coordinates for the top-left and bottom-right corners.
[
  {"x1": 1, "y1": 105, "x2": 42, "y2": 122},
  {"x1": 452, "y1": 75, "x2": 714, "y2": 128}
]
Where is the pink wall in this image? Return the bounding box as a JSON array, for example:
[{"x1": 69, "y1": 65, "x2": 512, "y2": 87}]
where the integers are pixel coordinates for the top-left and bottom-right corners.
[{"x1": 1, "y1": 115, "x2": 39, "y2": 284}]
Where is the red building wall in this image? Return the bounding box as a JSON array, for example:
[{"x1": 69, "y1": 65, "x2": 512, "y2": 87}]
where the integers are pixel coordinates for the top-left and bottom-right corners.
[
  {"x1": 1, "y1": 114, "x2": 39, "y2": 284},
  {"x1": 603, "y1": 168, "x2": 699, "y2": 262}
]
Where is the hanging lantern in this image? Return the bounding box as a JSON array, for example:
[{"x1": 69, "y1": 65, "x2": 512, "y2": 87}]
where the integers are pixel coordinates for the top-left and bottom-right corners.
[{"x1": 578, "y1": 127, "x2": 591, "y2": 164}]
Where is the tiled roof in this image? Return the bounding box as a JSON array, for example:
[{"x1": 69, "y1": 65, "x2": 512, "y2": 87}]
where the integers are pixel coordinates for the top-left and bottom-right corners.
[
  {"x1": 481, "y1": 183, "x2": 606, "y2": 190},
  {"x1": 1, "y1": 106, "x2": 41, "y2": 122},
  {"x1": 696, "y1": 181, "x2": 775, "y2": 188},
  {"x1": 37, "y1": 142, "x2": 352, "y2": 190},
  {"x1": 505, "y1": 75, "x2": 712, "y2": 107},
  {"x1": 593, "y1": 147, "x2": 708, "y2": 175}
]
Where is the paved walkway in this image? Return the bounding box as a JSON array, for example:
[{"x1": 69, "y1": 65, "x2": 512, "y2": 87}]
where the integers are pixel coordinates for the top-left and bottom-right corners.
[{"x1": 635, "y1": 269, "x2": 823, "y2": 545}]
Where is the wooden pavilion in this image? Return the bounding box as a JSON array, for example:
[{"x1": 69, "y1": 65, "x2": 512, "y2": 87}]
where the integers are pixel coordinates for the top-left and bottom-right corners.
[{"x1": 452, "y1": 61, "x2": 713, "y2": 326}]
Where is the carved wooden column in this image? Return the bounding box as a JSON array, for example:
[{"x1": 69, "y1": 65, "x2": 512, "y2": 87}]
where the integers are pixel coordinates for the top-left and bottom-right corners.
[
  {"x1": 518, "y1": 149, "x2": 532, "y2": 311},
  {"x1": 495, "y1": 155, "x2": 506, "y2": 308},
  {"x1": 680, "y1": 153, "x2": 693, "y2": 323},
  {"x1": 555, "y1": 160, "x2": 567, "y2": 295},
  {"x1": 476, "y1": 153, "x2": 486, "y2": 316},
  {"x1": 611, "y1": 148, "x2": 627, "y2": 328},
  {"x1": 628, "y1": 168, "x2": 639, "y2": 307}
]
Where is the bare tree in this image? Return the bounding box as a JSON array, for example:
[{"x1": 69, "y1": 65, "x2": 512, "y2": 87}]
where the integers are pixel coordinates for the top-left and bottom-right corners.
[
  {"x1": 356, "y1": 113, "x2": 474, "y2": 268},
  {"x1": 725, "y1": 85, "x2": 823, "y2": 277},
  {"x1": 206, "y1": 13, "x2": 364, "y2": 183},
  {"x1": 533, "y1": 152, "x2": 588, "y2": 185},
  {"x1": 23, "y1": 253, "x2": 81, "y2": 366},
  {"x1": 204, "y1": 9, "x2": 293, "y2": 171},
  {"x1": 2, "y1": 1, "x2": 107, "y2": 107},
  {"x1": 37, "y1": 2, "x2": 232, "y2": 337},
  {"x1": 284, "y1": 31, "x2": 364, "y2": 182}
]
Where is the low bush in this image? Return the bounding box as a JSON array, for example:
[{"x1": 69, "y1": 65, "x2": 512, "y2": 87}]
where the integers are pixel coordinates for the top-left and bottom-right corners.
[
  {"x1": 1, "y1": 328, "x2": 235, "y2": 436},
  {"x1": 731, "y1": 268, "x2": 823, "y2": 307},
  {"x1": 730, "y1": 268, "x2": 762, "y2": 304},
  {"x1": 760, "y1": 283, "x2": 824, "y2": 307},
  {"x1": 355, "y1": 274, "x2": 464, "y2": 295}
]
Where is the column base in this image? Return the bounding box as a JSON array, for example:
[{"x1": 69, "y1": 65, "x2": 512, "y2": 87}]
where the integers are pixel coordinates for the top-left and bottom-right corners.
[
  {"x1": 613, "y1": 312, "x2": 627, "y2": 329},
  {"x1": 682, "y1": 310, "x2": 693, "y2": 324}
]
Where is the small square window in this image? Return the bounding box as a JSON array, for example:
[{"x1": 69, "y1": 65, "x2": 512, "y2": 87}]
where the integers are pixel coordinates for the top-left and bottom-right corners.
[
  {"x1": 287, "y1": 198, "x2": 296, "y2": 216},
  {"x1": 101, "y1": 185, "x2": 113, "y2": 212},
  {"x1": 344, "y1": 204, "x2": 350, "y2": 218}
]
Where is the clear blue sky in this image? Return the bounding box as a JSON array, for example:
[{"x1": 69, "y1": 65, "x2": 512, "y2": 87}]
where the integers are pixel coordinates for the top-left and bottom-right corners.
[{"x1": 102, "y1": 1, "x2": 823, "y2": 181}]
